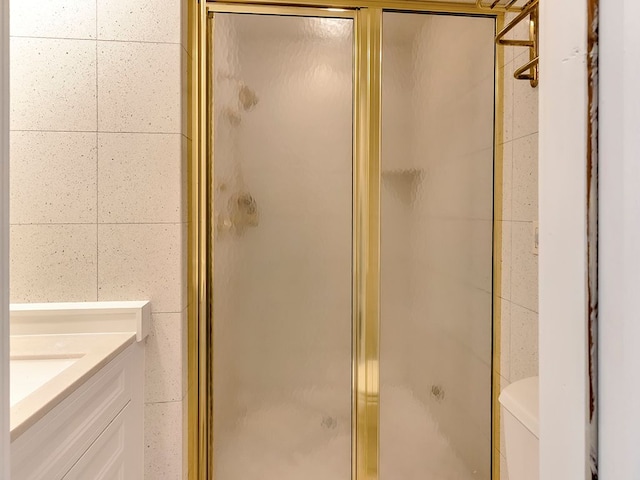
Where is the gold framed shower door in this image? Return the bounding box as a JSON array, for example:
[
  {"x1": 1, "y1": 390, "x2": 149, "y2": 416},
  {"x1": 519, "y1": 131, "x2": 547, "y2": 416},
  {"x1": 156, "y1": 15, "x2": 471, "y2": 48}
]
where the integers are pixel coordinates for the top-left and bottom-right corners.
[{"x1": 187, "y1": 2, "x2": 505, "y2": 479}]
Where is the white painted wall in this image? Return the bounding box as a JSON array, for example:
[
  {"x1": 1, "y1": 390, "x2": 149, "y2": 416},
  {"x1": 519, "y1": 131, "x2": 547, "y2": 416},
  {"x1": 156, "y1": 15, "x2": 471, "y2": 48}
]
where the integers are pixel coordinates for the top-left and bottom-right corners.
[
  {"x1": 0, "y1": 0, "x2": 9, "y2": 476},
  {"x1": 538, "y1": 0, "x2": 589, "y2": 479},
  {"x1": 599, "y1": 1, "x2": 640, "y2": 478}
]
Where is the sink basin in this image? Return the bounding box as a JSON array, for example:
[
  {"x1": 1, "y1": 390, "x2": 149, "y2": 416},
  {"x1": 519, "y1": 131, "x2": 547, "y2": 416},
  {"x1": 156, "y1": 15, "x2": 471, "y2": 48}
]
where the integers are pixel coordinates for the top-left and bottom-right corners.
[{"x1": 10, "y1": 356, "x2": 81, "y2": 407}]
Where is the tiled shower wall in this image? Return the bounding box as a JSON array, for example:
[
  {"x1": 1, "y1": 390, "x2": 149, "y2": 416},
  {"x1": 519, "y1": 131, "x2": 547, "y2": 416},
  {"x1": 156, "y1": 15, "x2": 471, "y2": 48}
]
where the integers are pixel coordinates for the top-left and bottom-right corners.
[
  {"x1": 497, "y1": 18, "x2": 540, "y2": 480},
  {"x1": 9, "y1": 1, "x2": 189, "y2": 478}
]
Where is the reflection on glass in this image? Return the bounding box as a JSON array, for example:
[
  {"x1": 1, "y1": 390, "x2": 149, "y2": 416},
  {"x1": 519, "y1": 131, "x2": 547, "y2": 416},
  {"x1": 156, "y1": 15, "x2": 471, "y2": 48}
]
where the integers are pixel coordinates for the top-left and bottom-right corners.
[
  {"x1": 210, "y1": 13, "x2": 353, "y2": 480},
  {"x1": 380, "y1": 12, "x2": 495, "y2": 480}
]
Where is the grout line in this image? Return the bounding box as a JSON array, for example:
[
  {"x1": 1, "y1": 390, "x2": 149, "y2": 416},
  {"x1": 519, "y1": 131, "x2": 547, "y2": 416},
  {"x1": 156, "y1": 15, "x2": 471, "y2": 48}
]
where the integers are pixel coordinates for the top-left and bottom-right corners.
[
  {"x1": 10, "y1": 129, "x2": 182, "y2": 135},
  {"x1": 501, "y1": 219, "x2": 536, "y2": 224},
  {"x1": 499, "y1": 130, "x2": 539, "y2": 147},
  {"x1": 97, "y1": 38, "x2": 183, "y2": 46},
  {"x1": 10, "y1": 34, "x2": 182, "y2": 47},
  {"x1": 96, "y1": 0, "x2": 99, "y2": 302},
  {"x1": 510, "y1": 301, "x2": 539, "y2": 315},
  {"x1": 10, "y1": 35, "x2": 96, "y2": 42},
  {"x1": 10, "y1": 222, "x2": 184, "y2": 226}
]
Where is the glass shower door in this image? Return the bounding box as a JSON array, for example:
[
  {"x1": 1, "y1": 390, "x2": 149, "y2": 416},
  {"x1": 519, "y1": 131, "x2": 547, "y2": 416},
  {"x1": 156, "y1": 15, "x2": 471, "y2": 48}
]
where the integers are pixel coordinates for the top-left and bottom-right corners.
[
  {"x1": 209, "y1": 11, "x2": 354, "y2": 480},
  {"x1": 380, "y1": 12, "x2": 496, "y2": 480}
]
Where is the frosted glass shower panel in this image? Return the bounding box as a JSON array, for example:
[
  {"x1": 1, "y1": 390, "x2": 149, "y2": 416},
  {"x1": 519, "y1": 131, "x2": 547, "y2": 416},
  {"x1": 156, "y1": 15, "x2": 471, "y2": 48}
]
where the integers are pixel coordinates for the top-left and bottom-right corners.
[
  {"x1": 380, "y1": 12, "x2": 495, "y2": 480},
  {"x1": 210, "y1": 13, "x2": 354, "y2": 480}
]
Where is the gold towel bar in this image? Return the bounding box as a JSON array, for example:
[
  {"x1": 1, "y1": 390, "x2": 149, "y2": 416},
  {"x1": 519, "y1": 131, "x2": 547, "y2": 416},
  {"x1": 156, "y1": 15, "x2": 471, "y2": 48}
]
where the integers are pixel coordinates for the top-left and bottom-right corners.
[
  {"x1": 478, "y1": 0, "x2": 540, "y2": 88},
  {"x1": 476, "y1": 0, "x2": 519, "y2": 10}
]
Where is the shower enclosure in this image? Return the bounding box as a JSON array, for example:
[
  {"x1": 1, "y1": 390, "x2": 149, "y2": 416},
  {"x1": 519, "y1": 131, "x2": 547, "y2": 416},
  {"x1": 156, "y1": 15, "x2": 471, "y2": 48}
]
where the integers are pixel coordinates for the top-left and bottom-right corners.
[{"x1": 191, "y1": 2, "x2": 498, "y2": 479}]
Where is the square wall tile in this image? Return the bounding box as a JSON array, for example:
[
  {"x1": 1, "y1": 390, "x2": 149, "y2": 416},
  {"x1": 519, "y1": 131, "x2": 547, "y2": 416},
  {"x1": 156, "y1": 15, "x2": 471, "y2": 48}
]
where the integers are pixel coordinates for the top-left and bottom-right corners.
[
  {"x1": 11, "y1": 131, "x2": 97, "y2": 224},
  {"x1": 512, "y1": 133, "x2": 539, "y2": 222},
  {"x1": 144, "y1": 401, "x2": 183, "y2": 479},
  {"x1": 145, "y1": 313, "x2": 184, "y2": 403},
  {"x1": 98, "y1": 133, "x2": 183, "y2": 223},
  {"x1": 97, "y1": 0, "x2": 181, "y2": 43},
  {"x1": 182, "y1": 308, "x2": 188, "y2": 400},
  {"x1": 10, "y1": 225, "x2": 97, "y2": 303},
  {"x1": 502, "y1": 65, "x2": 514, "y2": 144},
  {"x1": 181, "y1": 0, "x2": 189, "y2": 53},
  {"x1": 98, "y1": 42, "x2": 181, "y2": 133},
  {"x1": 11, "y1": 38, "x2": 97, "y2": 131},
  {"x1": 181, "y1": 48, "x2": 189, "y2": 137},
  {"x1": 185, "y1": 54, "x2": 194, "y2": 140},
  {"x1": 98, "y1": 223, "x2": 185, "y2": 312},
  {"x1": 499, "y1": 221, "x2": 512, "y2": 301},
  {"x1": 11, "y1": 0, "x2": 96, "y2": 39},
  {"x1": 499, "y1": 141, "x2": 513, "y2": 222},
  {"x1": 511, "y1": 221, "x2": 538, "y2": 312},
  {"x1": 513, "y1": 65, "x2": 539, "y2": 139},
  {"x1": 183, "y1": 392, "x2": 189, "y2": 479},
  {"x1": 510, "y1": 303, "x2": 539, "y2": 381},
  {"x1": 499, "y1": 299, "x2": 511, "y2": 381}
]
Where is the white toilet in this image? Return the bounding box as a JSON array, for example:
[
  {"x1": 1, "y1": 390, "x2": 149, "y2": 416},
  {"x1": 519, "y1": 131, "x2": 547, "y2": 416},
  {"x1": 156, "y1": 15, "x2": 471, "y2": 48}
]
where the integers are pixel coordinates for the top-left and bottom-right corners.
[{"x1": 499, "y1": 376, "x2": 539, "y2": 480}]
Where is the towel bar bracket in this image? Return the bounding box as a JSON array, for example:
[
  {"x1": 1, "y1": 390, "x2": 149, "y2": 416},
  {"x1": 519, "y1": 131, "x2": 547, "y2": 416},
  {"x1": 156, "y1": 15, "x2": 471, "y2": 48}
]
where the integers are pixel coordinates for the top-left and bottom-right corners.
[{"x1": 477, "y1": 0, "x2": 539, "y2": 88}]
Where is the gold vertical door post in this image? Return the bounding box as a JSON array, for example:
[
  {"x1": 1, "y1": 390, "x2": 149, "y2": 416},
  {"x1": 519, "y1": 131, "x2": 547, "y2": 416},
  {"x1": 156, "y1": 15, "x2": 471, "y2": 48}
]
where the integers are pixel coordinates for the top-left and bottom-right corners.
[{"x1": 354, "y1": 7, "x2": 382, "y2": 480}]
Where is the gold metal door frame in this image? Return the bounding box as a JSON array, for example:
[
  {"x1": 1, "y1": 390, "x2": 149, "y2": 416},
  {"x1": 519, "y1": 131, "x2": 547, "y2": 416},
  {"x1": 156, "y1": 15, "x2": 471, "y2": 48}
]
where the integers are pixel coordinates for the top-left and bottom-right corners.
[{"x1": 188, "y1": 2, "x2": 504, "y2": 479}]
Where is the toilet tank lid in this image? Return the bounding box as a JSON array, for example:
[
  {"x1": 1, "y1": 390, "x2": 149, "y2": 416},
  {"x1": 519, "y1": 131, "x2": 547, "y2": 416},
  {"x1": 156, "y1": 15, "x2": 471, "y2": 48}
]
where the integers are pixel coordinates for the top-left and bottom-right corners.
[{"x1": 499, "y1": 376, "x2": 539, "y2": 438}]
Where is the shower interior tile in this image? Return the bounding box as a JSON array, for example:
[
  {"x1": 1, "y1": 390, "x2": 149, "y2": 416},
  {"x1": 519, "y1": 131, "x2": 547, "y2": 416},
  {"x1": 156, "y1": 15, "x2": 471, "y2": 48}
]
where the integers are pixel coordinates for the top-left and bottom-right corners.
[
  {"x1": 512, "y1": 133, "x2": 539, "y2": 222},
  {"x1": 469, "y1": 219, "x2": 494, "y2": 292},
  {"x1": 98, "y1": 133, "x2": 183, "y2": 224},
  {"x1": 9, "y1": 224, "x2": 98, "y2": 303},
  {"x1": 10, "y1": 0, "x2": 96, "y2": 39},
  {"x1": 97, "y1": 0, "x2": 181, "y2": 43},
  {"x1": 97, "y1": 41, "x2": 181, "y2": 133},
  {"x1": 10, "y1": 38, "x2": 97, "y2": 131},
  {"x1": 98, "y1": 223, "x2": 185, "y2": 313},
  {"x1": 10, "y1": 131, "x2": 97, "y2": 224},
  {"x1": 145, "y1": 313, "x2": 184, "y2": 404},
  {"x1": 468, "y1": 148, "x2": 496, "y2": 221}
]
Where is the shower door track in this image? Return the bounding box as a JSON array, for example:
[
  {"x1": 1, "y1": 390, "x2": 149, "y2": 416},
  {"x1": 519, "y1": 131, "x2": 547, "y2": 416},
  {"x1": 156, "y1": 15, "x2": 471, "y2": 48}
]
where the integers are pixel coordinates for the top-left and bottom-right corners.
[{"x1": 189, "y1": 2, "x2": 505, "y2": 479}]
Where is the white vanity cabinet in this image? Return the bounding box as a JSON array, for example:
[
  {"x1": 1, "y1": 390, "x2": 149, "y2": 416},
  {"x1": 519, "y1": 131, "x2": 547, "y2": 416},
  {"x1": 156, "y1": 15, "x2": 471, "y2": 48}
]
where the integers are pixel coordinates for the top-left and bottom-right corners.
[{"x1": 10, "y1": 342, "x2": 144, "y2": 480}]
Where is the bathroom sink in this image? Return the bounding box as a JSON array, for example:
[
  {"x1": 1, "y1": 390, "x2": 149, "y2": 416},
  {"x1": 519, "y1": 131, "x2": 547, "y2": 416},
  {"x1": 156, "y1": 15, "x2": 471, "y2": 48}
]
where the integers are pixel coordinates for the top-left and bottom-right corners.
[{"x1": 10, "y1": 356, "x2": 81, "y2": 407}]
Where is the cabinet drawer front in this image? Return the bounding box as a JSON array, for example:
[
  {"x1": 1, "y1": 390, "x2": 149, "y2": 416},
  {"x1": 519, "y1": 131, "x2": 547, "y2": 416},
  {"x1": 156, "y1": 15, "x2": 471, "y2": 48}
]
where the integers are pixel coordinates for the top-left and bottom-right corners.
[
  {"x1": 11, "y1": 345, "x2": 140, "y2": 480},
  {"x1": 63, "y1": 403, "x2": 132, "y2": 480}
]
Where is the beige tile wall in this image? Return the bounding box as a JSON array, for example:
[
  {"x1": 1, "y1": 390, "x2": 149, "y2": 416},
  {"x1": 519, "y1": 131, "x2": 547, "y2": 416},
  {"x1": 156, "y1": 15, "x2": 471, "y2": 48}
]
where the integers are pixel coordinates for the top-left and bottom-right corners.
[
  {"x1": 9, "y1": 0, "x2": 189, "y2": 478},
  {"x1": 497, "y1": 13, "x2": 540, "y2": 479}
]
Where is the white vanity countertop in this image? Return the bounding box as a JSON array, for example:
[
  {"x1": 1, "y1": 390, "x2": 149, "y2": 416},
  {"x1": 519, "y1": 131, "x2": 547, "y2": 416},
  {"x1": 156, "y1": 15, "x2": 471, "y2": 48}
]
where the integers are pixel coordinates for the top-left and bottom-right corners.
[
  {"x1": 9, "y1": 301, "x2": 151, "y2": 441},
  {"x1": 10, "y1": 332, "x2": 135, "y2": 440}
]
